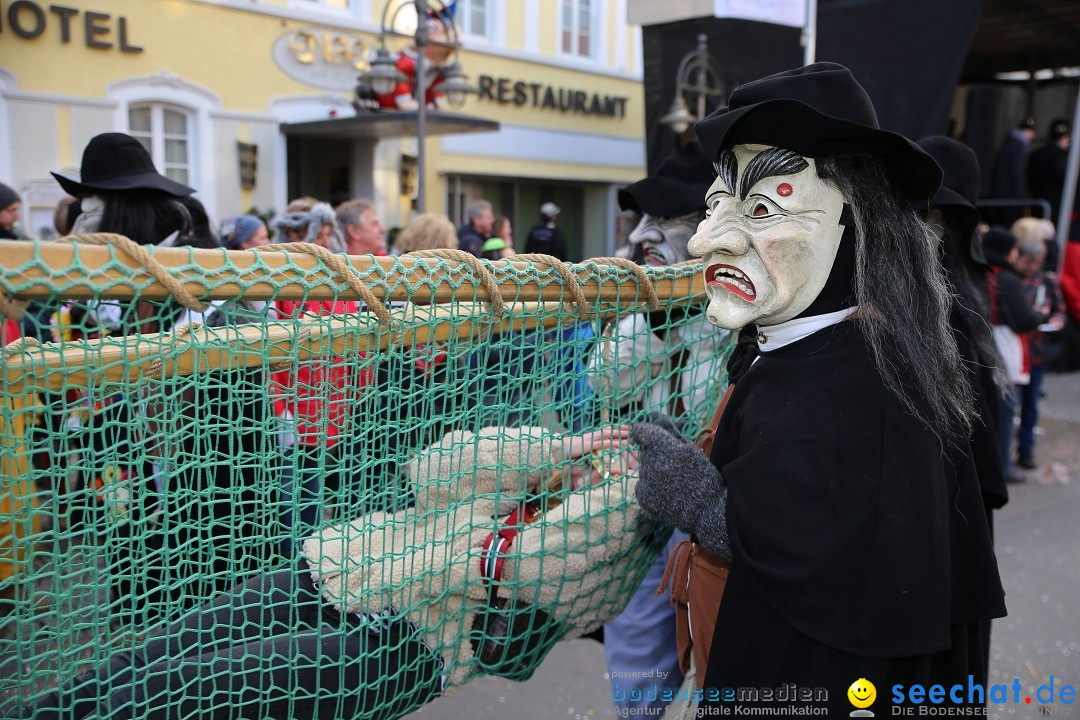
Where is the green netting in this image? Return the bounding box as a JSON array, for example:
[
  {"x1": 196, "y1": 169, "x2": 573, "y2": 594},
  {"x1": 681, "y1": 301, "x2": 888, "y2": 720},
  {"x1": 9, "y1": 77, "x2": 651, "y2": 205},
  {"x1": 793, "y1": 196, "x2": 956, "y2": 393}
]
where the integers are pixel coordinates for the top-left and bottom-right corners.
[{"x1": 0, "y1": 238, "x2": 733, "y2": 719}]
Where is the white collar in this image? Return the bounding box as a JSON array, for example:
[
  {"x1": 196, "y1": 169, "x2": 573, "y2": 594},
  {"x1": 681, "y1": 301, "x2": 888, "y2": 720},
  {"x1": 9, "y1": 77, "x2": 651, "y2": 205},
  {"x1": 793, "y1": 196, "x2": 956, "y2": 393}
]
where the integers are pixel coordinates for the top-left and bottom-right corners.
[{"x1": 756, "y1": 307, "x2": 858, "y2": 352}]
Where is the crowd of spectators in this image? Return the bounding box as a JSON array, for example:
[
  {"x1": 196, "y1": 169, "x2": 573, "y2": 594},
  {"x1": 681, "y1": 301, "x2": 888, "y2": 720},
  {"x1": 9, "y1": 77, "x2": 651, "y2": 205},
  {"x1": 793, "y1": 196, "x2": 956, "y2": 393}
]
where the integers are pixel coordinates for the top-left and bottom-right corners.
[{"x1": 0, "y1": 133, "x2": 590, "y2": 621}]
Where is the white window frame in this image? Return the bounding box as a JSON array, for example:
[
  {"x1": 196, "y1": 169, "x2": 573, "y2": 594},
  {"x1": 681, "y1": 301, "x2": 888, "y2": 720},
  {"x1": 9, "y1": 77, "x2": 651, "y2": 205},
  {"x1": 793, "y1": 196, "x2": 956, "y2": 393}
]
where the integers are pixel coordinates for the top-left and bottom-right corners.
[
  {"x1": 0, "y1": 68, "x2": 14, "y2": 182},
  {"x1": 558, "y1": 0, "x2": 604, "y2": 63},
  {"x1": 288, "y1": 0, "x2": 370, "y2": 17},
  {"x1": 458, "y1": 0, "x2": 499, "y2": 44},
  {"x1": 287, "y1": 0, "x2": 353, "y2": 12},
  {"x1": 128, "y1": 103, "x2": 194, "y2": 188},
  {"x1": 182, "y1": 0, "x2": 379, "y2": 31},
  {"x1": 107, "y1": 73, "x2": 220, "y2": 219}
]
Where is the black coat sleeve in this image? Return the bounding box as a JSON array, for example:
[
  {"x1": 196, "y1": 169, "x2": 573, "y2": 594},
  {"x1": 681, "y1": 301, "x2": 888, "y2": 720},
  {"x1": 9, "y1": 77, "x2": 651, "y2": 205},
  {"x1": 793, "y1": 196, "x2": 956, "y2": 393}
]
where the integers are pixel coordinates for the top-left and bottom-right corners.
[
  {"x1": 997, "y1": 271, "x2": 1047, "y2": 332},
  {"x1": 552, "y1": 227, "x2": 567, "y2": 260}
]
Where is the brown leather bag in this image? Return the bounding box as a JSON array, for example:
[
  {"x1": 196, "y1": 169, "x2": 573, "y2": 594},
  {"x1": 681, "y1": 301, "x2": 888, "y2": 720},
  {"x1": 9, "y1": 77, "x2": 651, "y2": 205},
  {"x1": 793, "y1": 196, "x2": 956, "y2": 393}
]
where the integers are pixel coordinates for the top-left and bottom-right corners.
[{"x1": 655, "y1": 385, "x2": 734, "y2": 675}]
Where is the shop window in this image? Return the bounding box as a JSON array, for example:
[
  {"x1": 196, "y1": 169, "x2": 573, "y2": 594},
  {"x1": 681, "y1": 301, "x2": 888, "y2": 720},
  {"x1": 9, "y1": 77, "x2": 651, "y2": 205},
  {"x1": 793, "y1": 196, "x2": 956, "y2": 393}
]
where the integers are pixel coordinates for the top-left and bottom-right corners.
[
  {"x1": 128, "y1": 104, "x2": 193, "y2": 187},
  {"x1": 460, "y1": 0, "x2": 493, "y2": 40},
  {"x1": 561, "y1": 0, "x2": 597, "y2": 59}
]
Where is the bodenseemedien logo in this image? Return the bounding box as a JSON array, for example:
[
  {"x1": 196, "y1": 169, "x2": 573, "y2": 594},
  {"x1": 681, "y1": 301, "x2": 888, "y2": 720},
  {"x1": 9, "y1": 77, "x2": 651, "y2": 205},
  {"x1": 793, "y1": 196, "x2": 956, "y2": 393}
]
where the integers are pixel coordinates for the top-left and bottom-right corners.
[{"x1": 848, "y1": 678, "x2": 877, "y2": 717}]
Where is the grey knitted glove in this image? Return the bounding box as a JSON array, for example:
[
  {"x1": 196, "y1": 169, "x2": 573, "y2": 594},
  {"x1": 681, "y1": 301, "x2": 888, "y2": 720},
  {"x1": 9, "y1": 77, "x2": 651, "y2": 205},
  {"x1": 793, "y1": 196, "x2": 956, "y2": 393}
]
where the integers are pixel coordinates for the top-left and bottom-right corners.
[{"x1": 631, "y1": 419, "x2": 731, "y2": 561}]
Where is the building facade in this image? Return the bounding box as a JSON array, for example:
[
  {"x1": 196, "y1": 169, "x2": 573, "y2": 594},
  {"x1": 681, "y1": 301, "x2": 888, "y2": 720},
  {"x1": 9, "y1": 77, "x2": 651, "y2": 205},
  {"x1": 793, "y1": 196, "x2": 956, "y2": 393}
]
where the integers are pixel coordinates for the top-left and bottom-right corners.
[{"x1": 0, "y1": 0, "x2": 646, "y2": 259}]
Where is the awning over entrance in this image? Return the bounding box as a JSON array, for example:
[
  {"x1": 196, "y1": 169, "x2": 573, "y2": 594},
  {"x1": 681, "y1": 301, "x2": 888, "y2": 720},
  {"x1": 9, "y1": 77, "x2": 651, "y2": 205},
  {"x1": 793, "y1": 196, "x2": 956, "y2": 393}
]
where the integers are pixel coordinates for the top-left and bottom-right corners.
[
  {"x1": 963, "y1": 0, "x2": 1080, "y2": 82},
  {"x1": 281, "y1": 110, "x2": 499, "y2": 140}
]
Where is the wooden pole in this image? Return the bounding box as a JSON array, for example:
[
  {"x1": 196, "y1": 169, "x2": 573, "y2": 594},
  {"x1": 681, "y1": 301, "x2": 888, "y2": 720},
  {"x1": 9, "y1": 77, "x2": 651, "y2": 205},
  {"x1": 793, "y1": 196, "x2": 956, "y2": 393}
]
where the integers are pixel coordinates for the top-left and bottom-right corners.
[
  {"x1": 0, "y1": 240, "x2": 704, "y2": 305},
  {"x1": 3, "y1": 301, "x2": 674, "y2": 392}
]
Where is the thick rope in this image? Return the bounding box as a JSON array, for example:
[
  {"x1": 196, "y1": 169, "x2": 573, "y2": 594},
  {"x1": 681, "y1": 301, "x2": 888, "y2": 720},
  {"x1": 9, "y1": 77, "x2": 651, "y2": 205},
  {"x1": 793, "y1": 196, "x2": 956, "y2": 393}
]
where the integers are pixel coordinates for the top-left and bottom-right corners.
[
  {"x1": 144, "y1": 322, "x2": 202, "y2": 380},
  {"x1": 590, "y1": 256, "x2": 660, "y2": 310},
  {"x1": 65, "y1": 233, "x2": 210, "y2": 312},
  {"x1": 3, "y1": 335, "x2": 42, "y2": 352},
  {"x1": 254, "y1": 243, "x2": 395, "y2": 329},
  {"x1": 510, "y1": 253, "x2": 588, "y2": 314},
  {"x1": 405, "y1": 248, "x2": 505, "y2": 319}
]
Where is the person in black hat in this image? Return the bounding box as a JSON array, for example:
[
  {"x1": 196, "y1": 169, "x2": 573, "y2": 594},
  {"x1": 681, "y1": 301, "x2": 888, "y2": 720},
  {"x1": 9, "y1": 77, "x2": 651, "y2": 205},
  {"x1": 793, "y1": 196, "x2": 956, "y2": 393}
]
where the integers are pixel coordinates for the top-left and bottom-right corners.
[
  {"x1": 51, "y1": 132, "x2": 197, "y2": 251},
  {"x1": 594, "y1": 141, "x2": 729, "y2": 423},
  {"x1": 596, "y1": 141, "x2": 733, "y2": 717},
  {"x1": 919, "y1": 135, "x2": 1010, "y2": 679},
  {"x1": 47, "y1": 134, "x2": 271, "y2": 630},
  {"x1": 618, "y1": 141, "x2": 716, "y2": 269},
  {"x1": 524, "y1": 201, "x2": 568, "y2": 260},
  {"x1": 1028, "y1": 117, "x2": 1074, "y2": 229},
  {"x1": 991, "y1": 116, "x2": 1037, "y2": 202},
  {"x1": 918, "y1": 136, "x2": 1008, "y2": 515},
  {"x1": 631, "y1": 63, "x2": 1004, "y2": 715}
]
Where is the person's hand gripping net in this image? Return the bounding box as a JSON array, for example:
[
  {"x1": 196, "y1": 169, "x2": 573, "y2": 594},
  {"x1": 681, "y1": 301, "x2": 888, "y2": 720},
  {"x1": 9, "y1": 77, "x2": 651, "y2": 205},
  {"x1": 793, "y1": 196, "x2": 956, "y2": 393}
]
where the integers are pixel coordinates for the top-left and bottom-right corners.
[
  {"x1": 560, "y1": 427, "x2": 640, "y2": 490},
  {"x1": 631, "y1": 415, "x2": 731, "y2": 560}
]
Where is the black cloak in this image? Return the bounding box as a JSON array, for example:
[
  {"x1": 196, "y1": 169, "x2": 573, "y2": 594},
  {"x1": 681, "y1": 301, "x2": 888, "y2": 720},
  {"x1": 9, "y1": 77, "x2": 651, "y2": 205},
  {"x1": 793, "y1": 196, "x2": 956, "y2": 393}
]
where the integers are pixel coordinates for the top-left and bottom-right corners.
[{"x1": 702, "y1": 320, "x2": 1005, "y2": 713}]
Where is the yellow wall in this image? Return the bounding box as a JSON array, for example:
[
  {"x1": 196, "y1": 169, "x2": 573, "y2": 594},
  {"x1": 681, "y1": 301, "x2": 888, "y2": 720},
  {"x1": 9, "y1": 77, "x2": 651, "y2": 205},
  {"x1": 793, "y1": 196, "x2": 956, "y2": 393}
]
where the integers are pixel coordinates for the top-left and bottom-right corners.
[
  {"x1": 1, "y1": 0, "x2": 644, "y2": 225},
  {"x1": 429, "y1": 149, "x2": 644, "y2": 186},
  {"x1": 451, "y1": 53, "x2": 643, "y2": 138},
  {"x1": 607, "y1": 1, "x2": 618, "y2": 68},
  {"x1": 504, "y1": 1, "x2": 526, "y2": 51},
  {"x1": 0, "y1": 0, "x2": 376, "y2": 110},
  {"x1": 626, "y1": 25, "x2": 639, "y2": 75},
  {"x1": 0, "y1": 0, "x2": 642, "y2": 125},
  {"x1": 539, "y1": 2, "x2": 558, "y2": 56}
]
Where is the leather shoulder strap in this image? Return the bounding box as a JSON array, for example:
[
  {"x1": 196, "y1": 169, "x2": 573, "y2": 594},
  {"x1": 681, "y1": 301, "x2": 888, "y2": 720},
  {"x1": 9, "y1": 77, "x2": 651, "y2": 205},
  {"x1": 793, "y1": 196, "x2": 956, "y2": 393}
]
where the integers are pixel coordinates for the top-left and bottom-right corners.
[{"x1": 696, "y1": 384, "x2": 734, "y2": 457}]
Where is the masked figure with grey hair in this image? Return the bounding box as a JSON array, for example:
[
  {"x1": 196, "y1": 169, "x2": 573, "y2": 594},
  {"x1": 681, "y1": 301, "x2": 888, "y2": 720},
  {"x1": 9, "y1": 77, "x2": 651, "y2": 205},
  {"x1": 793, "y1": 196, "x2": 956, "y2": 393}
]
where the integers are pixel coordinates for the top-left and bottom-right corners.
[
  {"x1": 590, "y1": 141, "x2": 731, "y2": 423},
  {"x1": 917, "y1": 135, "x2": 1017, "y2": 681},
  {"x1": 592, "y1": 141, "x2": 732, "y2": 716},
  {"x1": 632, "y1": 64, "x2": 1004, "y2": 715},
  {"x1": 918, "y1": 136, "x2": 1009, "y2": 513}
]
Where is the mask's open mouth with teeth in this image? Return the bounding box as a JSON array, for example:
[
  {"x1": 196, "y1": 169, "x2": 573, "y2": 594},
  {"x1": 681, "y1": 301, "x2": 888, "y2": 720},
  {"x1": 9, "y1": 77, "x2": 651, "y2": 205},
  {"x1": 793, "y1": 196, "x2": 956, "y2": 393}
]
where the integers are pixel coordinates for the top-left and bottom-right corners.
[
  {"x1": 641, "y1": 246, "x2": 668, "y2": 266},
  {"x1": 706, "y1": 263, "x2": 757, "y2": 301}
]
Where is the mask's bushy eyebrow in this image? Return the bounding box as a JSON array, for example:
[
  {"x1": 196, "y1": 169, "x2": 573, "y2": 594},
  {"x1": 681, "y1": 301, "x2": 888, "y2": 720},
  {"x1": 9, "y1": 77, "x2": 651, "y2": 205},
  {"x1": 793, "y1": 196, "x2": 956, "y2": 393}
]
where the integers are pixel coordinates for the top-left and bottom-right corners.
[
  {"x1": 740, "y1": 148, "x2": 809, "y2": 200},
  {"x1": 713, "y1": 150, "x2": 738, "y2": 195}
]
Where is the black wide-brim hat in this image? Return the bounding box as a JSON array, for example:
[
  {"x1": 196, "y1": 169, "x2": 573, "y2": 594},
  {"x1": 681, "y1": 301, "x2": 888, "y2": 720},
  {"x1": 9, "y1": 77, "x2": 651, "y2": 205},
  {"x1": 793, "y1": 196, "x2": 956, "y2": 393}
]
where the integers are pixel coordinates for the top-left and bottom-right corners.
[
  {"x1": 51, "y1": 132, "x2": 195, "y2": 198},
  {"x1": 694, "y1": 62, "x2": 942, "y2": 201},
  {"x1": 619, "y1": 141, "x2": 716, "y2": 218},
  {"x1": 917, "y1": 135, "x2": 987, "y2": 266}
]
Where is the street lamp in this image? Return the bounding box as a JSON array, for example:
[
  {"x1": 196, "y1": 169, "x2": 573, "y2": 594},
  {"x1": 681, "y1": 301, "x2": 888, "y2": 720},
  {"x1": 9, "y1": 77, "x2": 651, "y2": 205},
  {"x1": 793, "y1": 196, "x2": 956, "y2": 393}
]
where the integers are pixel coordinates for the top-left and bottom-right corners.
[
  {"x1": 364, "y1": 47, "x2": 405, "y2": 97},
  {"x1": 659, "y1": 34, "x2": 723, "y2": 135},
  {"x1": 357, "y1": 0, "x2": 477, "y2": 212},
  {"x1": 438, "y1": 62, "x2": 475, "y2": 107}
]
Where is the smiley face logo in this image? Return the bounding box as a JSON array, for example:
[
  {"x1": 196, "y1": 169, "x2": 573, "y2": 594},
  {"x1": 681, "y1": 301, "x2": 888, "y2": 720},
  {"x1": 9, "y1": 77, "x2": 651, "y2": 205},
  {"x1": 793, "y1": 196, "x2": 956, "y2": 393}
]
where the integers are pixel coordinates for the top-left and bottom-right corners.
[{"x1": 848, "y1": 678, "x2": 876, "y2": 713}]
